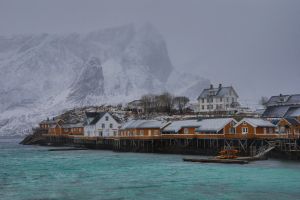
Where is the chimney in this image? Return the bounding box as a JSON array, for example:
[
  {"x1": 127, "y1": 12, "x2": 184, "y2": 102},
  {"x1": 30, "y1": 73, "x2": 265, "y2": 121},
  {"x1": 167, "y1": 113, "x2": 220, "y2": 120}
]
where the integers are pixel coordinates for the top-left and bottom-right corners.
[
  {"x1": 219, "y1": 84, "x2": 222, "y2": 89},
  {"x1": 210, "y1": 84, "x2": 213, "y2": 89}
]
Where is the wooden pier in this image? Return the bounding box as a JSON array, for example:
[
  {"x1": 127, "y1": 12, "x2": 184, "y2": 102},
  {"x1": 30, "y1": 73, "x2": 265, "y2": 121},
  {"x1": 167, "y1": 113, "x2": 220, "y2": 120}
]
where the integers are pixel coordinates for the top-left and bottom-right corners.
[{"x1": 20, "y1": 133, "x2": 300, "y2": 160}]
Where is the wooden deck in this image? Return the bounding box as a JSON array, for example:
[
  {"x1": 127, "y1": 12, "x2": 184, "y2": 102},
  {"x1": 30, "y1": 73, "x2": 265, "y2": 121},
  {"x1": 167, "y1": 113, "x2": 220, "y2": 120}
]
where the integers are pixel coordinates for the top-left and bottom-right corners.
[{"x1": 43, "y1": 133, "x2": 298, "y2": 140}]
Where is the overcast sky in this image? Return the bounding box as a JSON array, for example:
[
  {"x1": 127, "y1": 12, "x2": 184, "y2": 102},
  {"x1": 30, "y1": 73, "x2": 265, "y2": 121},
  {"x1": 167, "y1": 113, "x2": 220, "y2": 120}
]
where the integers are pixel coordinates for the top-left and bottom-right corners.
[{"x1": 0, "y1": 0, "x2": 299, "y2": 107}]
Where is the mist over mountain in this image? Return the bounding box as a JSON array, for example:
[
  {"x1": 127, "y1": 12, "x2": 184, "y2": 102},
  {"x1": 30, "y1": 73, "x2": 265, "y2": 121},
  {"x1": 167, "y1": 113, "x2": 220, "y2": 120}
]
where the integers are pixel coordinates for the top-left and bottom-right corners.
[{"x1": 0, "y1": 23, "x2": 209, "y2": 135}]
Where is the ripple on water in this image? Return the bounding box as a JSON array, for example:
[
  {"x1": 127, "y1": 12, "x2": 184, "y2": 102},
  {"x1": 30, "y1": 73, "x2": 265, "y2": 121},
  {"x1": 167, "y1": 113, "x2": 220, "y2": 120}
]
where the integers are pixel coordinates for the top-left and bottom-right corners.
[{"x1": 1, "y1": 139, "x2": 300, "y2": 200}]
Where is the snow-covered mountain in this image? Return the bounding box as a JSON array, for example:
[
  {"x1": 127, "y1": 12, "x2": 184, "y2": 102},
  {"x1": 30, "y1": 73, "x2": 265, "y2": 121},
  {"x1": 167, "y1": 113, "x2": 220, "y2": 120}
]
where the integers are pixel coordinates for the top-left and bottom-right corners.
[{"x1": 0, "y1": 23, "x2": 210, "y2": 135}]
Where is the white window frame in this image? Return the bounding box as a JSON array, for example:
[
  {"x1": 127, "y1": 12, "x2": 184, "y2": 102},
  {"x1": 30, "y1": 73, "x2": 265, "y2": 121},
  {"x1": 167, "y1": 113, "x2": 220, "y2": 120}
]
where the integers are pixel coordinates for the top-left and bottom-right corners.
[
  {"x1": 184, "y1": 128, "x2": 189, "y2": 134},
  {"x1": 230, "y1": 127, "x2": 235, "y2": 134},
  {"x1": 242, "y1": 127, "x2": 248, "y2": 134}
]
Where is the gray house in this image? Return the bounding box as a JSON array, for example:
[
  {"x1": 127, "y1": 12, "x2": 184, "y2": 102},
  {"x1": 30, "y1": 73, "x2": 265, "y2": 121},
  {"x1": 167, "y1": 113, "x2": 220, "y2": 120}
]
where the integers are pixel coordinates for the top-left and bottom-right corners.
[{"x1": 262, "y1": 94, "x2": 300, "y2": 119}]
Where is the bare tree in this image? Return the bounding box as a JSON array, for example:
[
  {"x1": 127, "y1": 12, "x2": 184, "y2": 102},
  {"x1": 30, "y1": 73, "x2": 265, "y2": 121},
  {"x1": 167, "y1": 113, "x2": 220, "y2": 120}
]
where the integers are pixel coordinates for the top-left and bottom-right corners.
[
  {"x1": 259, "y1": 96, "x2": 269, "y2": 108},
  {"x1": 157, "y1": 92, "x2": 174, "y2": 114},
  {"x1": 173, "y1": 96, "x2": 190, "y2": 114},
  {"x1": 141, "y1": 94, "x2": 157, "y2": 114}
]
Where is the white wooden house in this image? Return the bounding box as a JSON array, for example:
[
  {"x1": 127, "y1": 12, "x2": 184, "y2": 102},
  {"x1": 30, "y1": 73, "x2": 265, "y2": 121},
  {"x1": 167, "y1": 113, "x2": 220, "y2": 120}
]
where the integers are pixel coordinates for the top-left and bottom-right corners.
[
  {"x1": 84, "y1": 112, "x2": 121, "y2": 137},
  {"x1": 197, "y1": 84, "x2": 240, "y2": 113}
]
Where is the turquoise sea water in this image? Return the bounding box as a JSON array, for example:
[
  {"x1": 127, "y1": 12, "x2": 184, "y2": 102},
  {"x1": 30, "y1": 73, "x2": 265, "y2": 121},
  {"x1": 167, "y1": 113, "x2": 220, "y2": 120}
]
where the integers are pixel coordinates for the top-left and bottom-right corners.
[{"x1": 1, "y1": 138, "x2": 300, "y2": 200}]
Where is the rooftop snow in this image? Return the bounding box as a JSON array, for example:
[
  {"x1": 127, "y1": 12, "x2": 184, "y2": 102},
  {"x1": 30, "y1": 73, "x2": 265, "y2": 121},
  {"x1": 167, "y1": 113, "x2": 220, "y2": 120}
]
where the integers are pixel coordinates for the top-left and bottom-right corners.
[
  {"x1": 237, "y1": 118, "x2": 276, "y2": 127},
  {"x1": 262, "y1": 106, "x2": 291, "y2": 118},
  {"x1": 162, "y1": 120, "x2": 201, "y2": 133},
  {"x1": 286, "y1": 107, "x2": 300, "y2": 117},
  {"x1": 197, "y1": 86, "x2": 238, "y2": 99},
  {"x1": 266, "y1": 94, "x2": 300, "y2": 106},
  {"x1": 121, "y1": 120, "x2": 162, "y2": 129},
  {"x1": 196, "y1": 118, "x2": 236, "y2": 132}
]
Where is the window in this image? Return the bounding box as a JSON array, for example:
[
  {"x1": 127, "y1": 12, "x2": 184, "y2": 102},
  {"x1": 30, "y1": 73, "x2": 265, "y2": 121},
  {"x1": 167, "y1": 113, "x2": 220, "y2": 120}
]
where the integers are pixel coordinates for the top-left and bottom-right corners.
[
  {"x1": 227, "y1": 97, "x2": 229, "y2": 102},
  {"x1": 232, "y1": 97, "x2": 235, "y2": 102},
  {"x1": 105, "y1": 116, "x2": 109, "y2": 121},
  {"x1": 184, "y1": 128, "x2": 189, "y2": 134},
  {"x1": 148, "y1": 130, "x2": 152, "y2": 135},
  {"x1": 242, "y1": 127, "x2": 248, "y2": 134},
  {"x1": 263, "y1": 128, "x2": 267, "y2": 134},
  {"x1": 269, "y1": 128, "x2": 273, "y2": 134},
  {"x1": 154, "y1": 130, "x2": 159, "y2": 135},
  {"x1": 230, "y1": 128, "x2": 235, "y2": 134},
  {"x1": 220, "y1": 97, "x2": 222, "y2": 102},
  {"x1": 202, "y1": 98, "x2": 204, "y2": 103},
  {"x1": 202, "y1": 105, "x2": 204, "y2": 110},
  {"x1": 113, "y1": 131, "x2": 117, "y2": 136},
  {"x1": 140, "y1": 130, "x2": 144, "y2": 136},
  {"x1": 102, "y1": 123, "x2": 105, "y2": 128},
  {"x1": 242, "y1": 121, "x2": 247, "y2": 125},
  {"x1": 279, "y1": 127, "x2": 285, "y2": 134},
  {"x1": 110, "y1": 123, "x2": 113, "y2": 128}
]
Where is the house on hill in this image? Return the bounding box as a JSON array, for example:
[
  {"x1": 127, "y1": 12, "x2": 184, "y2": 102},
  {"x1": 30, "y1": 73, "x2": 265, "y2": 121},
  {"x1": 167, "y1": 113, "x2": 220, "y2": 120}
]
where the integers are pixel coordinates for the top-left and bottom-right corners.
[
  {"x1": 84, "y1": 112, "x2": 121, "y2": 137},
  {"x1": 126, "y1": 100, "x2": 144, "y2": 113},
  {"x1": 262, "y1": 94, "x2": 300, "y2": 119},
  {"x1": 195, "y1": 118, "x2": 237, "y2": 134},
  {"x1": 197, "y1": 84, "x2": 240, "y2": 113},
  {"x1": 234, "y1": 118, "x2": 276, "y2": 136}
]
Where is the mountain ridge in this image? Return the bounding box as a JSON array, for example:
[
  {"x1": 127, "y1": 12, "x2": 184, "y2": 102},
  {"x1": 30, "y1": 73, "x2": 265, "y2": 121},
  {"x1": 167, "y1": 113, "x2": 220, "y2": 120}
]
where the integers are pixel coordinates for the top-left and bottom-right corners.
[{"x1": 0, "y1": 23, "x2": 210, "y2": 135}]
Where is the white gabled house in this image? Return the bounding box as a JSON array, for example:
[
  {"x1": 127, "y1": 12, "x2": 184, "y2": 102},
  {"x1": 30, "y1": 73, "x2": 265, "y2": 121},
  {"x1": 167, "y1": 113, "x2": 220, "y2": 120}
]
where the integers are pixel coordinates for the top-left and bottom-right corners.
[
  {"x1": 84, "y1": 112, "x2": 121, "y2": 137},
  {"x1": 197, "y1": 84, "x2": 240, "y2": 113}
]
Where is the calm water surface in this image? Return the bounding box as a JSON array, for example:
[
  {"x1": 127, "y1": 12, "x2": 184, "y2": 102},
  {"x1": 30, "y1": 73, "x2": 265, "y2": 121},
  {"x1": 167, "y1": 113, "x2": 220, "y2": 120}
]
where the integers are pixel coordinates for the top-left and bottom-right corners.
[{"x1": 1, "y1": 138, "x2": 300, "y2": 200}]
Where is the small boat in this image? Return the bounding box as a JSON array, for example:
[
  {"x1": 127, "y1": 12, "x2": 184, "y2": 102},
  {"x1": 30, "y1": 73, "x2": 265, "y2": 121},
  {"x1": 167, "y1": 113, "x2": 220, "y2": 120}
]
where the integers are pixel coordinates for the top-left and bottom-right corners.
[{"x1": 183, "y1": 158, "x2": 249, "y2": 164}]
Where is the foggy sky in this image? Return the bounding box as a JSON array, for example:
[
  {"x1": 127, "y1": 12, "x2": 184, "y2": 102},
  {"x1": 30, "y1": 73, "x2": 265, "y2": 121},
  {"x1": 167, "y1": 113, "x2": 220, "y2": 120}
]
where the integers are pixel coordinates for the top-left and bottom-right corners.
[{"x1": 0, "y1": 0, "x2": 299, "y2": 107}]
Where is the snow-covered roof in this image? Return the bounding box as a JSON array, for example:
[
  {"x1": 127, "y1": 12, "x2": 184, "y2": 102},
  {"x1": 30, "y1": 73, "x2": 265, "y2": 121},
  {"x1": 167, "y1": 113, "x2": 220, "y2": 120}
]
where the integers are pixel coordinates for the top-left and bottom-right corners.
[
  {"x1": 262, "y1": 106, "x2": 291, "y2": 118},
  {"x1": 62, "y1": 123, "x2": 84, "y2": 128},
  {"x1": 121, "y1": 120, "x2": 162, "y2": 129},
  {"x1": 235, "y1": 118, "x2": 276, "y2": 128},
  {"x1": 84, "y1": 112, "x2": 121, "y2": 126},
  {"x1": 40, "y1": 118, "x2": 63, "y2": 124},
  {"x1": 262, "y1": 106, "x2": 300, "y2": 118},
  {"x1": 162, "y1": 120, "x2": 201, "y2": 133},
  {"x1": 287, "y1": 107, "x2": 300, "y2": 117},
  {"x1": 266, "y1": 94, "x2": 300, "y2": 107},
  {"x1": 282, "y1": 118, "x2": 300, "y2": 126},
  {"x1": 197, "y1": 86, "x2": 238, "y2": 100},
  {"x1": 196, "y1": 118, "x2": 236, "y2": 133}
]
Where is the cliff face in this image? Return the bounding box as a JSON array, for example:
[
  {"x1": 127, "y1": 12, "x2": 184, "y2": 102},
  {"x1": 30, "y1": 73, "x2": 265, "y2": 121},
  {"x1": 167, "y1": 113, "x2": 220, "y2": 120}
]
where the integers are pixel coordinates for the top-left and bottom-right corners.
[{"x1": 0, "y1": 23, "x2": 209, "y2": 135}]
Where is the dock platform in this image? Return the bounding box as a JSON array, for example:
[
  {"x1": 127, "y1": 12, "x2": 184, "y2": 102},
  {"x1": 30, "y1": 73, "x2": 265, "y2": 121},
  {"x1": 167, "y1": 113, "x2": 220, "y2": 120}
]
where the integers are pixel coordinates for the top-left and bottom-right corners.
[{"x1": 183, "y1": 158, "x2": 249, "y2": 164}]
